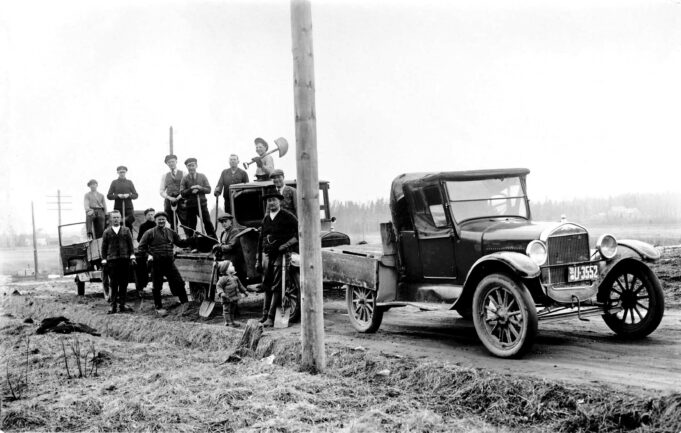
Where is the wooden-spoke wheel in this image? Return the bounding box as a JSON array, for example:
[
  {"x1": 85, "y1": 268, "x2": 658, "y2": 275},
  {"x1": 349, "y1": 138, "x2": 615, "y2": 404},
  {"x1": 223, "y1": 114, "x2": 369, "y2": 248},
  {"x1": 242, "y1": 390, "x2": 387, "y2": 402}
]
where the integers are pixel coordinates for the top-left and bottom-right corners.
[
  {"x1": 346, "y1": 285, "x2": 383, "y2": 333},
  {"x1": 601, "y1": 262, "x2": 664, "y2": 339},
  {"x1": 473, "y1": 274, "x2": 537, "y2": 358}
]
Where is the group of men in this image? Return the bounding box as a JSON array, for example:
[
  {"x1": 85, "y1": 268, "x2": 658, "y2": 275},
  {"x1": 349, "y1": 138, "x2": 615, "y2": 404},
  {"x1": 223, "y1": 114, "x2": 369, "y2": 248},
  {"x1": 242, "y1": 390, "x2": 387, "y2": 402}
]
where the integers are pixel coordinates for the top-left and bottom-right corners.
[{"x1": 85, "y1": 137, "x2": 300, "y2": 326}]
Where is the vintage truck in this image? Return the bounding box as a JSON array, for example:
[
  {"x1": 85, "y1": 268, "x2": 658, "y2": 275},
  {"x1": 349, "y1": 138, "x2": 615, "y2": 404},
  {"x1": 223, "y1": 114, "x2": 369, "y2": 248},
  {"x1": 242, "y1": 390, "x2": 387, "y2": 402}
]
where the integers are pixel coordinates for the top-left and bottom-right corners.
[
  {"x1": 175, "y1": 179, "x2": 350, "y2": 322},
  {"x1": 322, "y1": 168, "x2": 665, "y2": 358}
]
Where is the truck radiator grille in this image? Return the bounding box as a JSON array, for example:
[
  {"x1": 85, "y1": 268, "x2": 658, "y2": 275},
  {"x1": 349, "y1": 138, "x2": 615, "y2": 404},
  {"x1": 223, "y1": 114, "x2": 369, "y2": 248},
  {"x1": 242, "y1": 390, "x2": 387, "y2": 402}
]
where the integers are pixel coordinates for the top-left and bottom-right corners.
[{"x1": 546, "y1": 233, "x2": 589, "y2": 265}]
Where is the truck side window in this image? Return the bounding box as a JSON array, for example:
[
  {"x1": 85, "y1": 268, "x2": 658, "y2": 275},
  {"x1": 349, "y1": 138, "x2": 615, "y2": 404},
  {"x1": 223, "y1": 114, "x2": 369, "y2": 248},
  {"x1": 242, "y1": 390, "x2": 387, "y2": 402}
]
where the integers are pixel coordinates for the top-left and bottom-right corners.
[{"x1": 423, "y1": 186, "x2": 448, "y2": 227}]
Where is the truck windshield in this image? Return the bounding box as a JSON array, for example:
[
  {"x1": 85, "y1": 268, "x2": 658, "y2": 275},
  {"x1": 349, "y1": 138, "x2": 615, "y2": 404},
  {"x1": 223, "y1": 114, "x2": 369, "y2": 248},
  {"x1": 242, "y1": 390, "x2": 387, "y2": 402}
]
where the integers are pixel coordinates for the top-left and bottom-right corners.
[{"x1": 446, "y1": 177, "x2": 528, "y2": 223}]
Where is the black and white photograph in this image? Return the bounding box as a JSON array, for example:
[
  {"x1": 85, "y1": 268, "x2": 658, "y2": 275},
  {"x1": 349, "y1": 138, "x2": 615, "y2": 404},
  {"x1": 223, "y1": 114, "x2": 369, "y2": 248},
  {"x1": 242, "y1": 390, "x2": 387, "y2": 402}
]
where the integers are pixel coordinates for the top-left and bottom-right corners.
[{"x1": 1, "y1": 0, "x2": 680, "y2": 431}]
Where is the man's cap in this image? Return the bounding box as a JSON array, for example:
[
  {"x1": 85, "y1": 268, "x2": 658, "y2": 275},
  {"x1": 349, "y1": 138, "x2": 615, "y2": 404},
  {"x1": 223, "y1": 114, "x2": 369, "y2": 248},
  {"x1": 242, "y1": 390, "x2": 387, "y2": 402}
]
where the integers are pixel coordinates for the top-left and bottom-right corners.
[
  {"x1": 87, "y1": 179, "x2": 98, "y2": 186},
  {"x1": 269, "y1": 169, "x2": 285, "y2": 179},
  {"x1": 254, "y1": 137, "x2": 269, "y2": 150},
  {"x1": 154, "y1": 211, "x2": 169, "y2": 219},
  {"x1": 184, "y1": 157, "x2": 197, "y2": 165},
  {"x1": 144, "y1": 208, "x2": 155, "y2": 215},
  {"x1": 262, "y1": 186, "x2": 284, "y2": 202},
  {"x1": 217, "y1": 213, "x2": 233, "y2": 222},
  {"x1": 116, "y1": 166, "x2": 128, "y2": 172},
  {"x1": 165, "y1": 154, "x2": 178, "y2": 163}
]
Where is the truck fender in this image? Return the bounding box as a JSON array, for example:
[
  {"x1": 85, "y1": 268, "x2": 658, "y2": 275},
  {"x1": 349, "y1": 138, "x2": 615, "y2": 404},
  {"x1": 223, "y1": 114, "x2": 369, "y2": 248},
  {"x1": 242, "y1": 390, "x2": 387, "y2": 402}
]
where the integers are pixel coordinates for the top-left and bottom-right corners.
[
  {"x1": 596, "y1": 240, "x2": 659, "y2": 283},
  {"x1": 452, "y1": 252, "x2": 541, "y2": 312}
]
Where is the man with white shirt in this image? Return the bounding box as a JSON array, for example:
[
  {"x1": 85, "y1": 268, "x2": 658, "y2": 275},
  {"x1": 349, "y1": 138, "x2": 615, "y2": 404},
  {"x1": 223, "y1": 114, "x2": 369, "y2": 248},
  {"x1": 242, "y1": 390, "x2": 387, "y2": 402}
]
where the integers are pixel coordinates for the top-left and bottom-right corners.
[
  {"x1": 101, "y1": 210, "x2": 136, "y2": 314},
  {"x1": 159, "y1": 154, "x2": 185, "y2": 230},
  {"x1": 269, "y1": 169, "x2": 297, "y2": 215},
  {"x1": 214, "y1": 154, "x2": 249, "y2": 214},
  {"x1": 255, "y1": 187, "x2": 298, "y2": 327}
]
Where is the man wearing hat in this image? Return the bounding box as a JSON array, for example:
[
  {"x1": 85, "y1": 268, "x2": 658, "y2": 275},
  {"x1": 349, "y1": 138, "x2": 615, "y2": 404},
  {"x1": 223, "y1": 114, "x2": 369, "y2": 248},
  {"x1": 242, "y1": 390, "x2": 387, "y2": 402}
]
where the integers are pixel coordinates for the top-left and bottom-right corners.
[
  {"x1": 138, "y1": 211, "x2": 193, "y2": 316},
  {"x1": 251, "y1": 137, "x2": 275, "y2": 181},
  {"x1": 212, "y1": 213, "x2": 246, "y2": 284},
  {"x1": 270, "y1": 169, "x2": 297, "y2": 215},
  {"x1": 256, "y1": 186, "x2": 298, "y2": 327},
  {"x1": 84, "y1": 179, "x2": 107, "y2": 239},
  {"x1": 214, "y1": 154, "x2": 249, "y2": 214},
  {"x1": 106, "y1": 166, "x2": 139, "y2": 231},
  {"x1": 159, "y1": 154, "x2": 185, "y2": 230},
  {"x1": 180, "y1": 157, "x2": 216, "y2": 239}
]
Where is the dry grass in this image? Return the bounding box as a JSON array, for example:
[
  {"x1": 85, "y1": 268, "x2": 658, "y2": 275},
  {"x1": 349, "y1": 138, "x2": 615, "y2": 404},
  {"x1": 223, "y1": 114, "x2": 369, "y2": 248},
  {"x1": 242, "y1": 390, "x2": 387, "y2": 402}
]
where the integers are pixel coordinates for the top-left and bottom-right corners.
[{"x1": 1, "y1": 286, "x2": 680, "y2": 432}]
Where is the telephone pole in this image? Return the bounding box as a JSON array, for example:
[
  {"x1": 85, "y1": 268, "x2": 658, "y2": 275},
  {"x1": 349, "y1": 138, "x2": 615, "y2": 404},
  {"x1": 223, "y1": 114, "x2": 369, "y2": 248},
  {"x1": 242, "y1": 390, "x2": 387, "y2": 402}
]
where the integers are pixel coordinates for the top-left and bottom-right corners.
[
  {"x1": 31, "y1": 201, "x2": 38, "y2": 280},
  {"x1": 47, "y1": 189, "x2": 72, "y2": 227},
  {"x1": 291, "y1": 0, "x2": 325, "y2": 372}
]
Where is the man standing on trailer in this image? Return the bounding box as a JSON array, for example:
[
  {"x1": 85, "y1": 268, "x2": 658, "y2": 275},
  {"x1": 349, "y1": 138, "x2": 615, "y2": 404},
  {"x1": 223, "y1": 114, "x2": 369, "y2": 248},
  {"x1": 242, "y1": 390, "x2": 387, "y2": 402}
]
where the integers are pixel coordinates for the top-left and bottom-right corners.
[
  {"x1": 270, "y1": 169, "x2": 297, "y2": 215},
  {"x1": 251, "y1": 137, "x2": 275, "y2": 181},
  {"x1": 159, "y1": 154, "x2": 184, "y2": 230},
  {"x1": 214, "y1": 154, "x2": 249, "y2": 214},
  {"x1": 180, "y1": 157, "x2": 216, "y2": 239},
  {"x1": 256, "y1": 187, "x2": 298, "y2": 327},
  {"x1": 106, "y1": 166, "x2": 139, "y2": 231},
  {"x1": 101, "y1": 210, "x2": 136, "y2": 314},
  {"x1": 138, "y1": 211, "x2": 193, "y2": 316},
  {"x1": 84, "y1": 179, "x2": 107, "y2": 239}
]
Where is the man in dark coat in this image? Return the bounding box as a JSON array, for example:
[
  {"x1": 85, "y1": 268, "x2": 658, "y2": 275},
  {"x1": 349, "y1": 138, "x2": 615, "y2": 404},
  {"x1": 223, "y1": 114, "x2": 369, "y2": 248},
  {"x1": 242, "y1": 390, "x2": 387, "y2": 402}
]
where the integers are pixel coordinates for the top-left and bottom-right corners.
[
  {"x1": 106, "y1": 165, "x2": 139, "y2": 231},
  {"x1": 180, "y1": 158, "x2": 216, "y2": 239},
  {"x1": 214, "y1": 154, "x2": 249, "y2": 214},
  {"x1": 212, "y1": 213, "x2": 246, "y2": 284},
  {"x1": 138, "y1": 211, "x2": 193, "y2": 316},
  {"x1": 256, "y1": 188, "x2": 298, "y2": 327},
  {"x1": 101, "y1": 210, "x2": 136, "y2": 314}
]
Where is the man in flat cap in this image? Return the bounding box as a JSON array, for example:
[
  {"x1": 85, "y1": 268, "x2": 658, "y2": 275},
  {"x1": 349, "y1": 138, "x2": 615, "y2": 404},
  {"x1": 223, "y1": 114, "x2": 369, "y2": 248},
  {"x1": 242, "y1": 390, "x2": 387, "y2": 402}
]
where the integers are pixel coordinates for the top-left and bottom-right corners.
[
  {"x1": 180, "y1": 158, "x2": 216, "y2": 239},
  {"x1": 159, "y1": 154, "x2": 185, "y2": 230},
  {"x1": 251, "y1": 137, "x2": 275, "y2": 181},
  {"x1": 101, "y1": 210, "x2": 136, "y2": 314},
  {"x1": 106, "y1": 166, "x2": 138, "y2": 231},
  {"x1": 84, "y1": 179, "x2": 107, "y2": 239},
  {"x1": 270, "y1": 169, "x2": 297, "y2": 215},
  {"x1": 256, "y1": 187, "x2": 298, "y2": 327},
  {"x1": 214, "y1": 154, "x2": 249, "y2": 214},
  {"x1": 138, "y1": 211, "x2": 193, "y2": 316},
  {"x1": 212, "y1": 213, "x2": 246, "y2": 284}
]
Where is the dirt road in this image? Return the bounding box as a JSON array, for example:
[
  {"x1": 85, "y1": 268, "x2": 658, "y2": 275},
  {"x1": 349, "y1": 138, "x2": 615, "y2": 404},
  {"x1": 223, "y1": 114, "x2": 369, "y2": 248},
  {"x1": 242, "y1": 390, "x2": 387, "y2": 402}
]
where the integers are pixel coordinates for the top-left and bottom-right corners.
[{"x1": 300, "y1": 300, "x2": 681, "y2": 395}]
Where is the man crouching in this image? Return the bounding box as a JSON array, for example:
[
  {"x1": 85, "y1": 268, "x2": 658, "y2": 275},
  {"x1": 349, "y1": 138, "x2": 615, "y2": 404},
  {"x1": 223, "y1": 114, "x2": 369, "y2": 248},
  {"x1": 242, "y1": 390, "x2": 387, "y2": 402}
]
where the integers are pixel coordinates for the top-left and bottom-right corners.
[
  {"x1": 216, "y1": 260, "x2": 248, "y2": 327},
  {"x1": 138, "y1": 211, "x2": 192, "y2": 316}
]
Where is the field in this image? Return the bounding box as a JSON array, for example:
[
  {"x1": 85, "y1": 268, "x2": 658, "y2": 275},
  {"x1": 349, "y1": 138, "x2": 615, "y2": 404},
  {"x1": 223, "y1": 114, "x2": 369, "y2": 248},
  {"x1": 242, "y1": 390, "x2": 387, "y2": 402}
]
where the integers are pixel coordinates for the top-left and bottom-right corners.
[
  {"x1": 0, "y1": 247, "x2": 61, "y2": 277},
  {"x1": 1, "y1": 248, "x2": 680, "y2": 432}
]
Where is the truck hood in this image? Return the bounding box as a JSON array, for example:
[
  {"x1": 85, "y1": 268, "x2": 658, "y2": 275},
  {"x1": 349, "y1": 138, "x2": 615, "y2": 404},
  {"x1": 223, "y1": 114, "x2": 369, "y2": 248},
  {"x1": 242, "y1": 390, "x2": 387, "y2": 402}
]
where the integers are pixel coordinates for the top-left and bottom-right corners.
[{"x1": 460, "y1": 218, "x2": 561, "y2": 254}]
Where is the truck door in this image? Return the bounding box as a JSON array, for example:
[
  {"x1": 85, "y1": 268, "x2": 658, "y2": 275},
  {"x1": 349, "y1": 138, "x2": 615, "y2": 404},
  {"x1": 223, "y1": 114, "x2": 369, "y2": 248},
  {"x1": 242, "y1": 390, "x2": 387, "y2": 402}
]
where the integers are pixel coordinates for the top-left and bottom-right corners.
[{"x1": 405, "y1": 184, "x2": 457, "y2": 280}]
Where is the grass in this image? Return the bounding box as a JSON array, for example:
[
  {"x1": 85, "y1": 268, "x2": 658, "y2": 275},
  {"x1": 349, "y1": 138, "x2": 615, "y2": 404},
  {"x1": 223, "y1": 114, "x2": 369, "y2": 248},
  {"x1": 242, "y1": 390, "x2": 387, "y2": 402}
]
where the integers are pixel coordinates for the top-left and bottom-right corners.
[{"x1": 1, "y1": 291, "x2": 680, "y2": 433}]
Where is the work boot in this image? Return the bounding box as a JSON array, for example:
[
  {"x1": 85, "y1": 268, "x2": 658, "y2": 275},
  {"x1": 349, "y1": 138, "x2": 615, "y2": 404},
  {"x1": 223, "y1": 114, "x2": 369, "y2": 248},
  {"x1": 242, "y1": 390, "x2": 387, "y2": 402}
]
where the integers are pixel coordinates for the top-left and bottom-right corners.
[
  {"x1": 259, "y1": 316, "x2": 268, "y2": 324},
  {"x1": 107, "y1": 305, "x2": 118, "y2": 314},
  {"x1": 263, "y1": 318, "x2": 274, "y2": 328},
  {"x1": 156, "y1": 308, "x2": 168, "y2": 317}
]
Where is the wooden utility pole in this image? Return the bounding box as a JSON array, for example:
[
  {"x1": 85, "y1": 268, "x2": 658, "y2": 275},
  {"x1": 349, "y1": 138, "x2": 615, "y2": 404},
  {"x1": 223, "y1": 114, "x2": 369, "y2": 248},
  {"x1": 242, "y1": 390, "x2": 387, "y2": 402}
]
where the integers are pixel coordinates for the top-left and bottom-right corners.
[
  {"x1": 291, "y1": 0, "x2": 325, "y2": 372},
  {"x1": 31, "y1": 201, "x2": 38, "y2": 280},
  {"x1": 169, "y1": 126, "x2": 174, "y2": 154},
  {"x1": 47, "y1": 189, "x2": 72, "y2": 227}
]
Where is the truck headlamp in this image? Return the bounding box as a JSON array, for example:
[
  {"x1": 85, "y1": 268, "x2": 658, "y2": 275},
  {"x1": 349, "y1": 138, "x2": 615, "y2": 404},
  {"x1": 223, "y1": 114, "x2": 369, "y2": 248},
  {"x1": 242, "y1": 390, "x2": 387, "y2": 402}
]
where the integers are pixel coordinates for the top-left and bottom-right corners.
[
  {"x1": 526, "y1": 240, "x2": 547, "y2": 266},
  {"x1": 597, "y1": 234, "x2": 618, "y2": 260}
]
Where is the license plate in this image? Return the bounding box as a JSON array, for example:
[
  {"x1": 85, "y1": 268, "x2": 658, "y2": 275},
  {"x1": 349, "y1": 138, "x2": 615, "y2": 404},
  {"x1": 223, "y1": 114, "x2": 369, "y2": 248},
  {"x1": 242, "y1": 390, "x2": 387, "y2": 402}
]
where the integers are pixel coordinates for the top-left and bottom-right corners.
[{"x1": 567, "y1": 264, "x2": 598, "y2": 282}]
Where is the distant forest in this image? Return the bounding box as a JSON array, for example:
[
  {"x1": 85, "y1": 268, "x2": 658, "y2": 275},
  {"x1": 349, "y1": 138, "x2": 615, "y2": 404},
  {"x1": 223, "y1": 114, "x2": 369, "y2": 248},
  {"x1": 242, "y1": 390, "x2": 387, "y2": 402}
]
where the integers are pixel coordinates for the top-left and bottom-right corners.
[{"x1": 331, "y1": 192, "x2": 681, "y2": 236}]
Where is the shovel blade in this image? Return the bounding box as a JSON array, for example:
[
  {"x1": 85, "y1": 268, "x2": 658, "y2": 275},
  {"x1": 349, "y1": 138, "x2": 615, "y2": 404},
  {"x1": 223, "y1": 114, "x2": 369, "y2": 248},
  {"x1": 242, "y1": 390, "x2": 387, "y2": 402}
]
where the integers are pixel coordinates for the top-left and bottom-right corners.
[
  {"x1": 274, "y1": 307, "x2": 291, "y2": 328},
  {"x1": 199, "y1": 301, "x2": 216, "y2": 318}
]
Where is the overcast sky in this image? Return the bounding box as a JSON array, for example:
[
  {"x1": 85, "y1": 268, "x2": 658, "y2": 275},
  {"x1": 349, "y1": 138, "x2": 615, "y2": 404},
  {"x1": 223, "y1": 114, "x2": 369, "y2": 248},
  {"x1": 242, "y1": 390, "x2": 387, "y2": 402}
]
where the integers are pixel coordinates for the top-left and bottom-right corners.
[{"x1": 2, "y1": 0, "x2": 680, "y2": 234}]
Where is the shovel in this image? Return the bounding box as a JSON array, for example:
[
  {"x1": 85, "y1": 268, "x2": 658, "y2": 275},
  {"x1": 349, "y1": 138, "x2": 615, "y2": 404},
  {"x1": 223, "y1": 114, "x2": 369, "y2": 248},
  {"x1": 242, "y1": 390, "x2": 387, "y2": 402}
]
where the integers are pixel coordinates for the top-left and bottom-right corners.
[
  {"x1": 274, "y1": 255, "x2": 291, "y2": 328},
  {"x1": 199, "y1": 259, "x2": 218, "y2": 317}
]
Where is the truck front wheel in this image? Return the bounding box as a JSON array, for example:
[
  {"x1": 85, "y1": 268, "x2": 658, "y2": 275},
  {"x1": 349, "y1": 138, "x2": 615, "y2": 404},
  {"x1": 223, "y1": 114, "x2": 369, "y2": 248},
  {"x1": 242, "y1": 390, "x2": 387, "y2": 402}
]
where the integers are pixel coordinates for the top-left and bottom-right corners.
[
  {"x1": 472, "y1": 274, "x2": 538, "y2": 358},
  {"x1": 346, "y1": 285, "x2": 384, "y2": 333}
]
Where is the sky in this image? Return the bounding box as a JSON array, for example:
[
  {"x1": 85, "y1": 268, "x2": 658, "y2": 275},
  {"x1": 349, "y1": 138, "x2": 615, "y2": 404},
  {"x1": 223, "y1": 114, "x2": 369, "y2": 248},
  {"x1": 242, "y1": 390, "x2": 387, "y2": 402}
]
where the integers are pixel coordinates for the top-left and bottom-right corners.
[{"x1": 1, "y1": 0, "x2": 681, "y2": 235}]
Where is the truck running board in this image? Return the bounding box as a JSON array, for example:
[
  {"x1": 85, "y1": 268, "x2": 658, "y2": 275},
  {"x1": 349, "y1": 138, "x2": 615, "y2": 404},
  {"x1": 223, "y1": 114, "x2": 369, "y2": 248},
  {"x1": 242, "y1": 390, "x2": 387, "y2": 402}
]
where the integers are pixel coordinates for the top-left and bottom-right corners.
[{"x1": 537, "y1": 305, "x2": 622, "y2": 322}]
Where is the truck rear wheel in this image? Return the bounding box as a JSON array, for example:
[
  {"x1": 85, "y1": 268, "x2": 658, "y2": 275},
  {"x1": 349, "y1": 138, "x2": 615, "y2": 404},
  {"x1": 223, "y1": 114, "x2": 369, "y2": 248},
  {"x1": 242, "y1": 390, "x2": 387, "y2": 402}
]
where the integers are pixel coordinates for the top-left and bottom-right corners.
[
  {"x1": 346, "y1": 285, "x2": 384, "y2": 333},
  {"x1": 472, "y1": 274, "x2": 537, "y2": 358}
]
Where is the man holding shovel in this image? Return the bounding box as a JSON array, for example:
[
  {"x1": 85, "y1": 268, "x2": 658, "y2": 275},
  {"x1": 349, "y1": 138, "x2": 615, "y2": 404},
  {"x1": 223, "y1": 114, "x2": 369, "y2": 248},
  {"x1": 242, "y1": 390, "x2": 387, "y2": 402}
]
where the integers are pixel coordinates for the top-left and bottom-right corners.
[
  {"x1": 138, "y1": 211, "x2": 193, "y2": 316},
  {"x1": 159, "y1": 154, "x2": 185, "y2": 230},
  {"x1": 180, "y1": 158, "x2": 216, "y2": 239},
  {"x1": 256, "y1": 187, "x2": 298, "y2": 327},
  {"x1": 106, "y1": 166, "x2": 138, "y2": 231}
]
